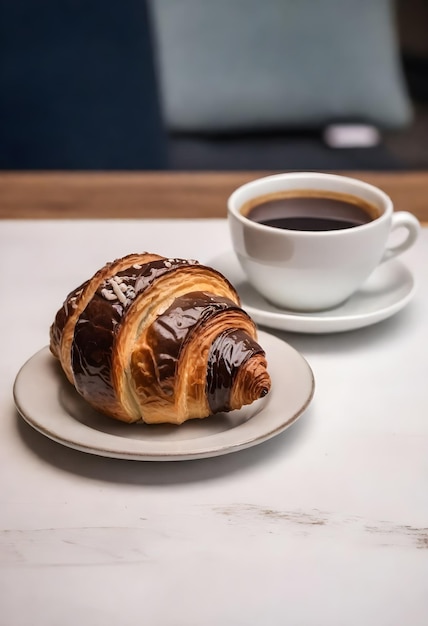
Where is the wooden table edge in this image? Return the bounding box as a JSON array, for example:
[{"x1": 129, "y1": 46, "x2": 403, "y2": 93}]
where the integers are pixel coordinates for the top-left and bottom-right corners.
[{"x1": 1, "y1": 171, "x2": 427, "y2": 224}]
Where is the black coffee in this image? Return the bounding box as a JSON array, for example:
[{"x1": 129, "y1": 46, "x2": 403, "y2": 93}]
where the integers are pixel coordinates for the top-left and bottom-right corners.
[{"x1": 242, "y1": 191, "x2": 380, "y2": 232}]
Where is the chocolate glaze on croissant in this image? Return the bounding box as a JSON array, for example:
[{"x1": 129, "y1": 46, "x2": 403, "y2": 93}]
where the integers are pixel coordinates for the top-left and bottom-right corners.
[{"x1": 50, "y1": 253, "x2": 271, "y2": 425}]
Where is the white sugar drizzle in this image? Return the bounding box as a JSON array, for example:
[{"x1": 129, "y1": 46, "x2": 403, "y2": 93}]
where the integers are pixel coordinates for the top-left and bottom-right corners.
[
  {"x1": 109, "y1": 277, "x2": 128, "y2": 304},
  {"x1": 68, "y1": 287, "x2": 84, "y2": 310},
  {"x1": 101, "y1": 288, "x2": 117, "y2": 301},
  {"x1": 98, "y1": 256, "x2": 199, "y2": 306},
  {"x1": 100, "y1": 276, "x2": 137, "y2": 306}
]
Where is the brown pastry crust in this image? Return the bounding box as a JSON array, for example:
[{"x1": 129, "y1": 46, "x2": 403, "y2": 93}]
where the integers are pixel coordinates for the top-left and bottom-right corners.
[
  {"x1": 50, "y1": 253, "x2": 271, "y2": 424},
  {"x1": 50, "y1": 253, "x2": 162, "y2": 383}
]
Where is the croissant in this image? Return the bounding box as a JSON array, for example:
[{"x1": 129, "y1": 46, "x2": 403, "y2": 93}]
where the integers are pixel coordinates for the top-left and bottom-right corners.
[{"x1": 50, "y1": 253, "x2": 271, "y2": 425}]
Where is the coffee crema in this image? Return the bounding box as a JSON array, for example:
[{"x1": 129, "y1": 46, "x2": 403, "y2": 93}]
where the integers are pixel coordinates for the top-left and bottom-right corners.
[{"x1": 241, "y1": 190, "x2": 381, "y2": 232}]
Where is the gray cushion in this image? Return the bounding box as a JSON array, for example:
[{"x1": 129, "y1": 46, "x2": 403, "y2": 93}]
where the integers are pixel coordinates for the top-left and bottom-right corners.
[{"x1": 150, "y1": 0, "x2": 412, "y2": 133}]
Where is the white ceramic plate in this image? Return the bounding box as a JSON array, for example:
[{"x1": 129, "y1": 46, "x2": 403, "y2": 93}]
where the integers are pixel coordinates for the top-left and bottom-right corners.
[
  {"x1": 13, "y1": 331, "x2": 314, "y2": 461},
  {"x1": 209, "y1": 251, "x2": 416, "y2": 334}
]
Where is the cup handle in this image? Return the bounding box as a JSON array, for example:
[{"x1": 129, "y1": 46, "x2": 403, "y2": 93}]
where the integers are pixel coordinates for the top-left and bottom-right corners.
[{"x1": 381, "y1": 211, "x2": 421, "y2": 264}]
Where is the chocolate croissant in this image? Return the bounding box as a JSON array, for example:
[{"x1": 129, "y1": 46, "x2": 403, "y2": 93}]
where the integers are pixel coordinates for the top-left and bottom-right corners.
[{"x1": 50, "y1": 253, "x2": 271, "y2": 425}]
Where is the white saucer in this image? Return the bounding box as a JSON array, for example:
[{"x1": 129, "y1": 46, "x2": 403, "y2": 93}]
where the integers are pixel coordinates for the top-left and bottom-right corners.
[
  {"x1": 208, "y1": 251, "x2": 416, "y2": 334},
  {"x1": 13, "y1": 332, "x2": 314, "y2": 461}
]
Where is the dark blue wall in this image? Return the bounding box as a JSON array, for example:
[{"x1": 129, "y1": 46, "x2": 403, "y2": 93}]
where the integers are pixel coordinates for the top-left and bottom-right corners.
[{"x1": 0, "y1": 1, "x2": 167, "y2": 169}]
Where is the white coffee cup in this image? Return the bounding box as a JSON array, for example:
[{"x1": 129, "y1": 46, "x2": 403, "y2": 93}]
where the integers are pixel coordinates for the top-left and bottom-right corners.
[{"x1": 227, "y1": 172, "x2": 420, "y2": 311}]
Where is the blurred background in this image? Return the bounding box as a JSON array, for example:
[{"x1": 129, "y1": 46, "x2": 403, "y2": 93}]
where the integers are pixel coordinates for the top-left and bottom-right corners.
[{"x1": 1, "y1": 0, "x2": 427, "y2": 172}]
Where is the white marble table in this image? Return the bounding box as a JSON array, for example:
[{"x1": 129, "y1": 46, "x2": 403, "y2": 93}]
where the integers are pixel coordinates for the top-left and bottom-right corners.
[{"x1": 1, "y1": 219, "x2": 427, "y2": 626}]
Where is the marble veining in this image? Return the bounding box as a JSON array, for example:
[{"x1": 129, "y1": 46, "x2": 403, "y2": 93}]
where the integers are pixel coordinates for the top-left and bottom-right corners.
[{"x1": 214, "y1": 504, "x2": 428, "y2": 549}]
